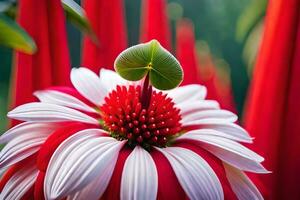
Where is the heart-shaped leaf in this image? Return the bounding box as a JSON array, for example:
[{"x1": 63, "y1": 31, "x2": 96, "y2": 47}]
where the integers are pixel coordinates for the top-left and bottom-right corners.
[{"x1": 114, "y1": 40, "x2": 183, "y2": 90}]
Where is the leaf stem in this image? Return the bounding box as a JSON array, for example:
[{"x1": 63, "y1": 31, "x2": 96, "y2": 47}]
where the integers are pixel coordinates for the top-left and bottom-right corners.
[{"x1": 141, "y1": 73, "x2": 152, "y2": 109}]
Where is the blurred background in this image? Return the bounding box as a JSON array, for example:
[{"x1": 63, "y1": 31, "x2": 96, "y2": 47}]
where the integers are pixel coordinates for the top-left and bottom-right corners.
[{"x1": 0, "y1": 0, "x2": 266, "y2": 132}]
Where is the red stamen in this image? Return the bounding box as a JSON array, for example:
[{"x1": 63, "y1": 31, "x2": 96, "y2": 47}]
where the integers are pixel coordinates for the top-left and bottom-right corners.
[{"x1": 100, "y1": 85, "x2": 182, "y2": 147}]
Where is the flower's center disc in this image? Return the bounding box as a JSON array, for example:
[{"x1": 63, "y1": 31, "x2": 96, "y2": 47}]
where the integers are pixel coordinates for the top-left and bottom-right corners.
[{"x1": 100, "y1": 85, "x2": 182, "y2": 148}]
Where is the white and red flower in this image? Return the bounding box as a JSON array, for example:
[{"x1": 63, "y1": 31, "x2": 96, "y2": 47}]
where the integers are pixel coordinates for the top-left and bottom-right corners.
[{"x1": 0, "y1": 67, "x2": 268, "y2": 200}]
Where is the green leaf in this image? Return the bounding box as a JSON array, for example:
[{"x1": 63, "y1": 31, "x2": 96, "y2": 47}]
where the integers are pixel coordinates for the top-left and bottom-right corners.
[
  {"x1": 242, "y1": 19, "x2": 264, "y2": 76},
  {"x1": 114, "y1": 40, "x2": 183, "y2": 90},
  {"x1": 0, "y1": 14, "x2": 36, "y2": 54},
  {"x1": 236, "y1": 0, "x2": 267, "y2": 42},
  {"x1": 62, "y1": 0, "x2": 97, "y2": 44}
]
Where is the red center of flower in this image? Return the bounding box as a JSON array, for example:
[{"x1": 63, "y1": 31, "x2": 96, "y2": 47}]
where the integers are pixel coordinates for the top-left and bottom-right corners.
[{"x1": 100, "y1": 85, "x2": 182, "y2": 148}]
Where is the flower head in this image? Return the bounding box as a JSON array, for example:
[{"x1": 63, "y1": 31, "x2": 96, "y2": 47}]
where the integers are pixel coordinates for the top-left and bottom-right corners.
[
  {"x1": 0, "y1": 41, "x2": 268, "y2": 200},
  {"x1": 100, "y1": 84, "x2": 182, "y2": 148}
]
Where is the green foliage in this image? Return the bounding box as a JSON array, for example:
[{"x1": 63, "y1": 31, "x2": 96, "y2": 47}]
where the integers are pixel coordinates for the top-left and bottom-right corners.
[
  {"x1": 0, "y1": 14, "x2": 36, "y2": 54},
  {"x1": 235, "y1": 0, "x2": 267, "y2": 77},
  {"x1": 0, "y1": 0, "x2": 95, "y2": 42},
  {"x1": 242, "y1": 19, "x2": 264, "y2": 76},
  {"x1": 0, "y1": 1, "x2": 17, "y2": 19},
  {"x1": 0, "y1": 82, "x2": 8, "y2": 133},
  {"x1": 114, "y1": 40, "x2": 183, "y2": 90},
  {"x1": 236, "y1": 0, "x2": 267, "y2": 42},
  {"x1": 62, "y1": 0, "x2": 97, "y2": 43}
]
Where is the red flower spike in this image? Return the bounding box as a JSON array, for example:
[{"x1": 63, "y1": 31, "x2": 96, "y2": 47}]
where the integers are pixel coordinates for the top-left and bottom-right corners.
[
  {"x1": 140, "y1": 0, "x2": 172, "y2": 51},
  {"x1": 46, "y1": 0, "x2": 71, "y2": 86},
  {"x1": 244, "y1": 0, "x2": 300, "y2": 199},
  {"x1": 10, "y1": 0, "x2": 71, "y2": 126},
  {"x1": 176, "y1": 19, "x2": 236, "y2": 112},
  {"x1": 176, "y1": 19, "x2": 201, "y2": 85},
  {"x1": 82, "y1": 0, "x2": 127, "y2": 72},
  {"x1": 200, "y1": 54, "x2": 237, "y2": 113},
  {"x1": 100, "y1": 85, "x2": 182, "y2": 147}
]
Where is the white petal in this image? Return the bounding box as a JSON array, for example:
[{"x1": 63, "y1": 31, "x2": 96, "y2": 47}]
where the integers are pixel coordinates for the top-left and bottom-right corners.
[
  {"x1": 182, "y1": 119, "x2": 252, "y2": 143},
  {"x1": 177, "y1": 100, "x2": 220, "y2": 117},
  {"x1": 166, "y1": 84, "x2": 207, "y2": 104},
  {"x1": 34, "y1": 90, "x2": 97, "y2": 113},
  {"x1": 71, "y1": 67, "x2": 107, "y2": 105},
  {"x1": 121, "y1": 146, "x2": 158, "y2": 200},
  {"x1": 0, "y1": 122, "x2": 59, "y2": 170},
  {"x1": 67, "y1": 160, "x2": 116, "y2": 200},
  {"x1": 156, "y1": 147, "x2": 223, "y2": 200},
  {"x1": 177, "y1": 131, "x2": 261, "y2": 161},
  {"x1": 0, "y1": 127, "x2": 50, "y2": 169},
  {"x1": 45, "y1": 129, "x2": 125, "y2": 200},
  {"x1": 0, "y1": 162, "x2": 38, "y2": 200},
  {"x1": 182, "y1": 109, "x2": 238, "y2": 123},
  {"x1": 224, "y1": 163, "x2": 263, "y2": 200},
  {"x1": 0, "y1": 122, "x2": 59, "y2": 144},
  {"x1": 8, "y1": 102, "x2": 98, "y2": 124},
  {"x1": 177, "y1": 132, "x2": 269, "y2": 173},
  {"x1": 179, "y1": 128, "x2": 251, "y2": 143},
  {"x1": 99, "y1": 69, "x2": 127, "y2": 92}
]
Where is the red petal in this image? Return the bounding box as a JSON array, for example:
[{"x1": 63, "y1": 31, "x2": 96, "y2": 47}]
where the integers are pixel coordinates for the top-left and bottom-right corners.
[
  {"x1": 20, "y1": 185, "x2": 34, "y2": 200},
  {"x1": 102, "y1": 147, "x2": 132, "y2": 199},
  {"x1": 34, "y1": 172, "x2": 67, "y2": 200},
  {"x1": 151, "y1": 148, "x2": 186, "y2": 200},
  {"x1": 49, "y1": 86, "x2": 96, "y2": 108},
  {"x1": 0, "y1": 166, "x2": 18, "y2": 192},
  {"x1": 36, "y1": 123, "x2": 91, "y2": 172},
  {"x1": 176, "y1": 142, "x2": 237, "y2": 200},
  {"x1": 0, "y1": 154, "x2": 37, "y2": 192},
  {"x1": 34, "y1": 171, "x2": 45, "y2": 200}
]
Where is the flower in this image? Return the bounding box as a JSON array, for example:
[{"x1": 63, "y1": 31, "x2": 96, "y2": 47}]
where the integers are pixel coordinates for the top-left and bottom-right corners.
[{"x1": 0, "y1": 67, "x2": 268, "y2": 200}]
